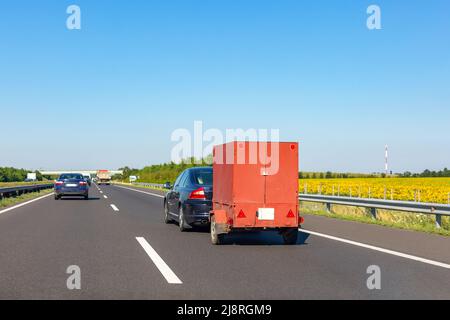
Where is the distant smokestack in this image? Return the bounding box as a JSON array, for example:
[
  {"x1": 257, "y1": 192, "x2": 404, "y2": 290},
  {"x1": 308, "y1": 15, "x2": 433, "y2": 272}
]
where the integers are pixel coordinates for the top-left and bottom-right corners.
[{"x1": 385, "y1": 145, "x2": 389, "y2": 175}]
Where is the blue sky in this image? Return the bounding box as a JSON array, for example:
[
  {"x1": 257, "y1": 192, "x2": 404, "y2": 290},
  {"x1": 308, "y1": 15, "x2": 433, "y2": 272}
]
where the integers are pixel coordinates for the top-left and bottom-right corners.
[{"x1": 0, "y1": 0, "x2": 449, "y2": 173}]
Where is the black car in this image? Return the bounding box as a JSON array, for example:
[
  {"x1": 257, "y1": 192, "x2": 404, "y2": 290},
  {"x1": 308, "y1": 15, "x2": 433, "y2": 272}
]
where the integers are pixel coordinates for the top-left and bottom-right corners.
[
  {"x1": 83, "y1": 174, "x2": 92, "y2": 186},
  {"x1": 164, "y1": 167, "x2": 213, "y2": 231}
]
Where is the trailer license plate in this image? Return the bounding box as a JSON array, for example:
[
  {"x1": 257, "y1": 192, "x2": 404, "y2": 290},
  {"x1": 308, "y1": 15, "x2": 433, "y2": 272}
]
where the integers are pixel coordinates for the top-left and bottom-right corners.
[{"x1": 258, "y1": 208, "x2": 275, "y2": 220}]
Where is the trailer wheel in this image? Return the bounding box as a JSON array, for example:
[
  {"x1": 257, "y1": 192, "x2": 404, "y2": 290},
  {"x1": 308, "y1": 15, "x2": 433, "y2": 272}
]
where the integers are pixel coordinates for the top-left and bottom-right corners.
[
  {"x1": 210, "y1": 216, "x2": 225, "y2": 245},
  {"x1": 282, "y1": 228, "x2": 298, "y2": 245}
]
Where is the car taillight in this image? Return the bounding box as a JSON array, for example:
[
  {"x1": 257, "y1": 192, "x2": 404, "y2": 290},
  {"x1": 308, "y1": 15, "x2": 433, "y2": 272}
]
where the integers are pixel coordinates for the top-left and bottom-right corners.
[
  {"x1": 79, "y1": 181, "x2": 87, "y2": 186},
  {"x1": 189, "y1": 187, "x2": 206, "y2": 200},
  {"x1": 55, "y1": 181, "x2": 63, "y2": 186}
]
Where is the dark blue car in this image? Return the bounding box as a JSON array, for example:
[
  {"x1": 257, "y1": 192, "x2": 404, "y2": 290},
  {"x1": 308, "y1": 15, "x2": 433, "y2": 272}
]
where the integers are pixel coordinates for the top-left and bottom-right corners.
[
  {"x1": 164, "y1": 167, "x2": 213, "y2": 231},
  {"x1": 54, "y1": 173, "x2": 89, "y2": 200}
]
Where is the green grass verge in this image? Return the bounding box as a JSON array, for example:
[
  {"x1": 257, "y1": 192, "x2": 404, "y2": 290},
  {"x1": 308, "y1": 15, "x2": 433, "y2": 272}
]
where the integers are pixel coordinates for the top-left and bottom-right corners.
[
  {"x1": 301, "y1": 201, "x2": 450, "y2": 237},
  {"x1": 113, "y1": 182, "x2": 166, "y2": 192},
  {"x1": 0, "y1": 181, "x2": 53, "y2": 188},
  {"x1": 0, "y1": 189, "x2": 53, "y2": 209}
]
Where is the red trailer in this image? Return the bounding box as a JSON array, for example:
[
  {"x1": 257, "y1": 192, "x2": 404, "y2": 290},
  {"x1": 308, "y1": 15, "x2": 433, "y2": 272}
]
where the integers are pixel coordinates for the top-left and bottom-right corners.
[{"x1": 210, "y1": 141, "x2": 303, "y2": 245}]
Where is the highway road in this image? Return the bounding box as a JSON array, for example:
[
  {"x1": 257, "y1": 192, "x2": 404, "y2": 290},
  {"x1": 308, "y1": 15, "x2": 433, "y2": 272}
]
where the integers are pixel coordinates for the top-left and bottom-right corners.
[{"x1": 0, "y1": 183, "x2": 449, "y2": 300}]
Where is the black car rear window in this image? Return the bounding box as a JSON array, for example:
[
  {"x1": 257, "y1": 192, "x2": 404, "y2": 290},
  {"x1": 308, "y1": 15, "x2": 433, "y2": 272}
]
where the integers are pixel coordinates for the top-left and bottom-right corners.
[
  {"x1": 193, "y1": 170, "x2": 213, "y2": 186},
  {"x1": 59, "y1": 174, "x2": 84, "y2": 180}
]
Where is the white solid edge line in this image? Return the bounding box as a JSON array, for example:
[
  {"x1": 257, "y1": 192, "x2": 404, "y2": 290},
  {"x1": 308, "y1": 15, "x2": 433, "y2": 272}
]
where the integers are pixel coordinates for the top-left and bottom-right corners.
[
  {"x1": 114, "y1": 185, "x2": 165, "y2": 198},
  {"x1": 136, "y1": 237, "x2": 183, "y2": 284},
  {"x1": 299, "y1": 228, "x2": 450, "y2": 269},
  {"x1": 110, "y1": 204, "x2": 119, "y2": 212},
  {"x1": 0, "y1": 192, "x2": 54, "y2": 216}
]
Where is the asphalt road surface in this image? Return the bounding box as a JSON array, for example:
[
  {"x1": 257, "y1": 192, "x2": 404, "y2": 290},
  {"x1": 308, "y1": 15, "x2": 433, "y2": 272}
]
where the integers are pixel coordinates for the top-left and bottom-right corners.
[{"x1": 0, "y1": 184, "x2": 449, "y2": 300}]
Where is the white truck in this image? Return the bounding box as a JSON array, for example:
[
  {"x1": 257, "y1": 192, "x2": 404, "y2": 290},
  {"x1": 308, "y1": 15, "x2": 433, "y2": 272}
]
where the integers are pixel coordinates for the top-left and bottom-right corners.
[
  {"x1": 96, "y1": 170, "x2": 111, "y2": 185},
  {"x1": 26, "y1": 173, "x2": 37, "y2": 182}
]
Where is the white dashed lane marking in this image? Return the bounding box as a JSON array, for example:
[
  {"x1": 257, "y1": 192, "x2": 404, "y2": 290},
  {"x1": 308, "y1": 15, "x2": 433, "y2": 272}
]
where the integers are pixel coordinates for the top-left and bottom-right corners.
[{"x1": 136, "y1": 237, "x2": 183, "y2": 285}]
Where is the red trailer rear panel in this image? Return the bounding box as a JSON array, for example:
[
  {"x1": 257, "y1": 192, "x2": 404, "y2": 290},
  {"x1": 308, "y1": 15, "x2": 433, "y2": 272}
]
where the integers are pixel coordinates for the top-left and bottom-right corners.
[{"x1": 211, "y1": 141, "x2": 300, "y2": 244}]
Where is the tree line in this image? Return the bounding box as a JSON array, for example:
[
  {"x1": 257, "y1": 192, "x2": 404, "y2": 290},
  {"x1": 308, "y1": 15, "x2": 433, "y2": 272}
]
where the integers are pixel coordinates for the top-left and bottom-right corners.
[
  {"x1": 398, "y1": 168, "x2": 450, "y2": 178},
  {"x1": 116, "y1": 163, "x2": 450, "y2": 183},
  {"x1": 116, "y1": 163, "x2": 378, "y2": 183},
  {"x1": 116, "y1": 157, "x2": 213, "y2": 184},
  {"x1": 301, "y1": 168, "x2": 450, "y2": 179},
  {"x1": 0, "y1": 167, "x2": 43, "y2": 182},
  {"x1": 299, "y1": 172, "x2": 379, "y2": 179}
]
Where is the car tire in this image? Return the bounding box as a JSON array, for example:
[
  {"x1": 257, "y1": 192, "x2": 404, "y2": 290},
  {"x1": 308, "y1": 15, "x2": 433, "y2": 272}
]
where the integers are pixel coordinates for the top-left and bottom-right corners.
[
  {"x1": 210, "y1": 215, "x2": 225, "y2": 245},
  {"x1": 84, "y1": 194, "x2": 89, "y2": 200},
  {"x1": 164, "y1": 201, "x2": 172, "y2": 224},
  {"x1": 178, "y1": 206, "x2": 188, "y2": 232},
  {"x1": 54, "y1": 195, "x2": 60, "y2": 200},
  {"x1": 281, "y1": 228, "x2": 298, "y2": 245}
]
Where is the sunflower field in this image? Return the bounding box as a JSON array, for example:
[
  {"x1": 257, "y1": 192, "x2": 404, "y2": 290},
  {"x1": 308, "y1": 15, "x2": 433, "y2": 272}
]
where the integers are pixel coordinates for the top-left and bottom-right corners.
[{"x1": 299, "y1": 178, "x2": 450, "y2": 204}]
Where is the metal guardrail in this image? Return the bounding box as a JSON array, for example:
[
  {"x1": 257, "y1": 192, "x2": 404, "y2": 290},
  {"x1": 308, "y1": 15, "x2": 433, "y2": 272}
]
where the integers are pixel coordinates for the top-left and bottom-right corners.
[
  {"x1": 132, "y1": 182, "x2": 164, "y2": 189},
  {"x1": 0, "y1": 184, "x2": 54, "y2": 200},
  {"x1": 299, "y1": 194, "x2": 450, "y2": 228},
  {"x1": 118, "y1": 181, "x2": 450, "y2": 229}
]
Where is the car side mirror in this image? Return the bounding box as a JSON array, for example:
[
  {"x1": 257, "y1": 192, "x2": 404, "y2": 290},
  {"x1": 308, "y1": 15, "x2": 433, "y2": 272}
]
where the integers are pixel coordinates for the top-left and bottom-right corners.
[{"x1": 163, "y1": 182, "x2": 172, "y2": 189}]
